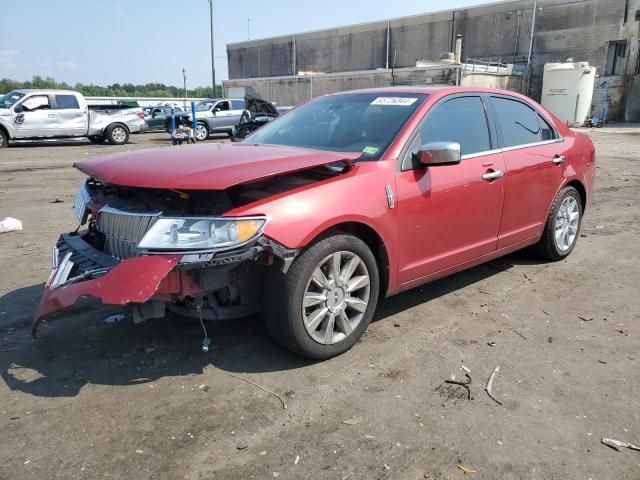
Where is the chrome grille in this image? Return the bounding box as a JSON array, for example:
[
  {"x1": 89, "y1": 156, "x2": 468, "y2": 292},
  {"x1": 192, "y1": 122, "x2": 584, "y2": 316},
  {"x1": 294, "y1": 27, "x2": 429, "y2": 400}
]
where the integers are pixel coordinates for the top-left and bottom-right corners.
[
  {"x1": 72, "y1": 181, "x2": 90, "y2": 224},
  {"x1": 96, "y1": 207, "x2": 160, "y2": 260}
]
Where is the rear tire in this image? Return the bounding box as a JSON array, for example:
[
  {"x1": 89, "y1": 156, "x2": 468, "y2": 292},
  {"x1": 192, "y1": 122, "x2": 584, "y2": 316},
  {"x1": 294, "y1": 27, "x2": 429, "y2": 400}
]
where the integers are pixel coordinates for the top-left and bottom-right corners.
[
  {"x1": 105, "y1": 124, "x2": 129, "y2": 145},
  {"x1": 534, "y1": 185, "x2": 582, "y2": 261},
  {"x1": 265, "y1": 233, "x2": 380, "y2": 360},
  {"x1": 88, "y1": 135, "x2": 106, "y2": 144},
  {"x1": 0, "y1": 128, "x2": 8, "y2": 148}
]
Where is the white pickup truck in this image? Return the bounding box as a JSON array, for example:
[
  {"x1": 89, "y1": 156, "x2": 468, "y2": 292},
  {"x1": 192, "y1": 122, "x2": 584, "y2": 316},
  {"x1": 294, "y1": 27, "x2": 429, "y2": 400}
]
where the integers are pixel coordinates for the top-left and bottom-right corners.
[{"x1": 0, "y1": 89, "x2": 147, "y2": 147}]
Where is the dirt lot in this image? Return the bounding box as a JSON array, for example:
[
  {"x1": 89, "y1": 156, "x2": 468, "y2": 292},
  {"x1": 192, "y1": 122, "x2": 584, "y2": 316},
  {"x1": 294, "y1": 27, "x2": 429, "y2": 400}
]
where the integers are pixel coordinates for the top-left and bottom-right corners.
[{"x1": 1, "y1": 129, "x2": 639, "y2": 480}]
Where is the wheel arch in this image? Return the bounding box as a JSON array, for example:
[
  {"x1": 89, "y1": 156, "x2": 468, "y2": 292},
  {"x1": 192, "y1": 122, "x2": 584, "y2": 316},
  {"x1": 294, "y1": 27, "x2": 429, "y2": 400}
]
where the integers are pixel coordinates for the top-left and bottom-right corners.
[
  {"x1": 303, "y1": 221, "x2": 390, "y2": 298},
  {"x1": 0, "y1": 123, "x2": 10, "y2": 142},
  {"x1": 106, "y1": 122, "x2": 130, "y2": 133},
  {"x1": 564, "y1": 179, "x2": 587, "y2": 211}
]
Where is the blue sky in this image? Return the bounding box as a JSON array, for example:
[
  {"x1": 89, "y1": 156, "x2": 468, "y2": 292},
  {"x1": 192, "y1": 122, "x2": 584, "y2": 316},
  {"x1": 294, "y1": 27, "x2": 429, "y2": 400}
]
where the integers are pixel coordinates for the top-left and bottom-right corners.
[{"x1": 0, "y1": 0, "x2": 488, "y2": 87}]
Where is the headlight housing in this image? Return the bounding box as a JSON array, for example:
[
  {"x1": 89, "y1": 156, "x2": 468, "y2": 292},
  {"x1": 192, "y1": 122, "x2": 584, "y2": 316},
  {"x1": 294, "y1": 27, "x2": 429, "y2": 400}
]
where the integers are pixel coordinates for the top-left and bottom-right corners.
[{"x1": 137, "y1": 216, "x2": 266, "y2": 252}]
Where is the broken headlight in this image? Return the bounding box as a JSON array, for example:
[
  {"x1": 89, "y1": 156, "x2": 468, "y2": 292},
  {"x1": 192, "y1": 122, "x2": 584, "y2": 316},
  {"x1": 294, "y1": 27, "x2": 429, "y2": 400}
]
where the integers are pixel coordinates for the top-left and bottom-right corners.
[{"x1": 137, "y1": 217, "x2": 266, "y2": 251}]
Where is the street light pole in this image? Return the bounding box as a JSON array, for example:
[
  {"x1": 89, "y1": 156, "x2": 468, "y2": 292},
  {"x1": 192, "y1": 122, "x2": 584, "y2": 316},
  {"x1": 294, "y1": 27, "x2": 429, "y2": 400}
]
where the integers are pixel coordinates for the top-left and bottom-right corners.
[
  {"x1": 182, "y1": 68, "x2": 187, "y2": 108},
  {"x1": 526, "y1": 0, "x2": 537, "y2": 68},
  {"x1": 208, "y1": 0, "x2": 216, "y2": 96}
]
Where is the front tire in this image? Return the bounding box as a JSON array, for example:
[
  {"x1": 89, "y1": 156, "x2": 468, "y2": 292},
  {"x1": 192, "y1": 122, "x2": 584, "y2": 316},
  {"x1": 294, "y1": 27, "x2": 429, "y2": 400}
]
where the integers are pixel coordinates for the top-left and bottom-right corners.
[
  {"x1": 0, "y1": 128, "x2": 8, "y2": 148},
  {"x1": 105, "y1": 124, "x2": 129, "y2": 145},
  {"x1": 265, "y1": 234, "x2": 380, "y2": 360},
  {"x1": 195, "y1": 122, "x2": 209, "y2": 141},
  {"x1": 534, "y1": 185, "x2": 583, "y2": 261}
]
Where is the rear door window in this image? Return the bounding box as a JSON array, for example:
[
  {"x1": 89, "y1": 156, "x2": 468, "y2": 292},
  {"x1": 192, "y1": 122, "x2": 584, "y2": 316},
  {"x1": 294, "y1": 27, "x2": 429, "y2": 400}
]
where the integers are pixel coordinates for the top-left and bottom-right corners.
[
  {"x1": 231, "y1": 100, "x2": 245, "y2": 110},
  {"x1": 54, "y1": 94, "x2": 80, "y2": 109},
  {"x1": 408, "y1": 96, "x2": 491, "y2": 159},
  {"x1": 491, "y1": 97, "x2": 543, "y2": 147}
]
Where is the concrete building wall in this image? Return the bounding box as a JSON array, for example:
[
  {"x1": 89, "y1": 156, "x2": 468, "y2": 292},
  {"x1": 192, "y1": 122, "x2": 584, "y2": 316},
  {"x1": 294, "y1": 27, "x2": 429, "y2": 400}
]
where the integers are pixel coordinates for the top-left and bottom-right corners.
[{"x1": 227, "y1": 0, "x2": 639, "y2": 120}]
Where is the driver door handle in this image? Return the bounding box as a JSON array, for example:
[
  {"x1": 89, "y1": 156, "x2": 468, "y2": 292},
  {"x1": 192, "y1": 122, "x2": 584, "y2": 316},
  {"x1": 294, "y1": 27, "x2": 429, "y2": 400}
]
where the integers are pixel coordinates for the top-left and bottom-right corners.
[
  {"x1": 553, "y1": 155, "x2": 566, "y2": 164},
  {"x1": 482, "y1": 170, "x2": 504, "y2": 181},
  {"x1": 47, "y1": 114, "x2": 57, "y2": 118}
]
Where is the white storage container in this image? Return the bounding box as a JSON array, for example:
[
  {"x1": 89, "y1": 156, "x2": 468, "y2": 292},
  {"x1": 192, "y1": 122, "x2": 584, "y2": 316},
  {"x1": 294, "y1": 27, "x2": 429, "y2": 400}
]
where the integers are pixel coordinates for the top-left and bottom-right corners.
[{"x1": 541, "y1": 62, "x2": 596, "y2": 127}]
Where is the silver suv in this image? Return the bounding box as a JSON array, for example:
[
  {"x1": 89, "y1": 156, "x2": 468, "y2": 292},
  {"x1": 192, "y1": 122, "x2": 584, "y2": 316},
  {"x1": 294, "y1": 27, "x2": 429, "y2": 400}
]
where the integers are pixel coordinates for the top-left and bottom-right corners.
[{"x1": 188, "y1": 98, "x2": 245, "y2": 140}]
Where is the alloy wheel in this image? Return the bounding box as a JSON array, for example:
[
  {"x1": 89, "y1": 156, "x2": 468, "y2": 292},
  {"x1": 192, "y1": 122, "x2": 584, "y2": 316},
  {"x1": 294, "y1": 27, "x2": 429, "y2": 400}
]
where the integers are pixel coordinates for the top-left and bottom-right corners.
[
  {"x1": 196, "y1": 124, "x2": 208, "y2": 141},
  {"x1": 302, "y1": 251, "x2": 371, "y2": 345},
  {"x1": 111, "y1": 127, "x2": 127, "y2": 143},
  {"x1": 554, "y1": 196, "x2": 580, "y2": 252}
]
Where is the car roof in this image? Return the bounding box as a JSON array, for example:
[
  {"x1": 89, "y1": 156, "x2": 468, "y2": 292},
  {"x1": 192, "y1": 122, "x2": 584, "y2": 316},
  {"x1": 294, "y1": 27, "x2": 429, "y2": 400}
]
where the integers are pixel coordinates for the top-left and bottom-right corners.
[
  {"x1": 15, "y1": 89, "x2": 80, "y2": 94},
  {"x1": 326, "y1": 85, "x2": 532, "y2": 101}
]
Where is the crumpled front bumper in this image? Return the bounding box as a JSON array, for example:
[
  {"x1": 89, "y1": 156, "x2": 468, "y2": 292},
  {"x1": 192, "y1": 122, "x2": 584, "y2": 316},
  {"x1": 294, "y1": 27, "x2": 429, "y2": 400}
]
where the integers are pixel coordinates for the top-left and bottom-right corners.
[{"x1": 33, "y1": 233, "x2": 180, "y2": 336}]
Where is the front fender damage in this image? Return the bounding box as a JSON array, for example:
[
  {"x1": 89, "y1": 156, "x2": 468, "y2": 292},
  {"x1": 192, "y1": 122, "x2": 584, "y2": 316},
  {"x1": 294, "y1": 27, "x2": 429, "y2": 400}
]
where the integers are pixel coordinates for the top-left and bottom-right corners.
[{"x1": 33, "y1": 255, "x2": 180, "y2": 336}]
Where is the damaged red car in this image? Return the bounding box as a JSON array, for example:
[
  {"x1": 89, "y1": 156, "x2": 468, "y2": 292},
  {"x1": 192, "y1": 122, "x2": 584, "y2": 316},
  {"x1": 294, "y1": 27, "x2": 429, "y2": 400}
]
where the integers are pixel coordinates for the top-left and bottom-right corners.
[{"x1": 35, "y1": 87, "x2": 595, "y2": 359}]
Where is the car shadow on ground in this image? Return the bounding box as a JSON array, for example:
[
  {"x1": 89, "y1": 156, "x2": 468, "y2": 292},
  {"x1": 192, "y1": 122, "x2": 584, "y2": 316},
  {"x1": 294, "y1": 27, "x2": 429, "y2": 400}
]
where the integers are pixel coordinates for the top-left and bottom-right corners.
[{"x1": 0, "y1": 251, "x2": 542, "y2": 398}]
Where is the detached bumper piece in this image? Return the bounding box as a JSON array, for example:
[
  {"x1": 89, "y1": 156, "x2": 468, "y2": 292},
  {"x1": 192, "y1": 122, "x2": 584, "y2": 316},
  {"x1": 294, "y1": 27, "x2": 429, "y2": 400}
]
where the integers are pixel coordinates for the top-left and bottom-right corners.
[{"x1": 33, "y1": 233, "x2": 179, "y2": 336}]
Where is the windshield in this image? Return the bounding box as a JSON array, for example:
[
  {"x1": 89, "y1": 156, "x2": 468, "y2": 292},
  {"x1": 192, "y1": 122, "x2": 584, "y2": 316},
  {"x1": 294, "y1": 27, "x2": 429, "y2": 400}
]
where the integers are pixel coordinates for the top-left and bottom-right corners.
[
  {"x1": 196, "y1": 101, "x2": 215, "y2": 112},
  {"x1": 0, "y1": 91, "x2": 25, "y2": 109},
  {"x1": 245, "y1": 92, "x2": 427, "y2": 160}
]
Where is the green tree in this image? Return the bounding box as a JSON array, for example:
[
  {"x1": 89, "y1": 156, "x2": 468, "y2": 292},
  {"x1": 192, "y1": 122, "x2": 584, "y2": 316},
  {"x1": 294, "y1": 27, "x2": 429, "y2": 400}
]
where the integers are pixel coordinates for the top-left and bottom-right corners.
[{"x1": 0, "y1": 76, "x2": 222, "y2": 98}]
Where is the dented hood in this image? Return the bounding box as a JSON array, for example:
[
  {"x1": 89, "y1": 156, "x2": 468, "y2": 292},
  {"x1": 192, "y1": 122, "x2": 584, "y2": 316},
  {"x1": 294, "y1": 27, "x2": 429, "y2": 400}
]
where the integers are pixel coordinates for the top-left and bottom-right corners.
[{"x1": 75, "y1": 143, "x2": 360, "y2": 190}]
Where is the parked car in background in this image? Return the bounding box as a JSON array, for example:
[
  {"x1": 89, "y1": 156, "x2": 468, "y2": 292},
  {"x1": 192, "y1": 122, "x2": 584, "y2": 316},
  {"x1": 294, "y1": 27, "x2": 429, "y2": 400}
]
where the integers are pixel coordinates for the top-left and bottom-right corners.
[
  {"x1": 144, "y1": 105, "x2": 183, "y2": 131},
  {"x1": 230, "y1": 96, "x2": 281, "y2": 141},
  {"x1": 0, "y1": 90, "x2": 146, "y2": 147},
  {"x1": 168, "y1": 98, "x2": 245, "y2": 140},
  {"x1": 35, "y1": 87, "x2": 595, "y2": 360}
]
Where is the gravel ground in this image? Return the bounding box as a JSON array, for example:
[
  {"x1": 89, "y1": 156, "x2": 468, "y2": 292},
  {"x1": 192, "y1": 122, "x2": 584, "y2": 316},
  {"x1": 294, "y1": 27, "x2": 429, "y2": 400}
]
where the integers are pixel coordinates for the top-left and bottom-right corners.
[{"x1": 0, "y1": 128, "x2": 639, "y2": 480}]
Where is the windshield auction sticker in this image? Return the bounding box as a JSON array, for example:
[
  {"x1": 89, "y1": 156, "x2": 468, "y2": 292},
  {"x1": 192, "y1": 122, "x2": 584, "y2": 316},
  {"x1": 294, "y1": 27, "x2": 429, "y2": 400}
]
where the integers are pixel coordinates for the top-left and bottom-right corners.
[{"x1": 371, "y1": 97, "x2": 418, "y2": 106}]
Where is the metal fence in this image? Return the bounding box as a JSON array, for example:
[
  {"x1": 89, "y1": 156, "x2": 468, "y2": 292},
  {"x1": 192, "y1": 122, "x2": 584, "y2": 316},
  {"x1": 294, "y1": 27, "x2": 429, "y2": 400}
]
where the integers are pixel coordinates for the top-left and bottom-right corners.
[{"x1": 85, "y1": 97, "x2": 206, "y2": 108}]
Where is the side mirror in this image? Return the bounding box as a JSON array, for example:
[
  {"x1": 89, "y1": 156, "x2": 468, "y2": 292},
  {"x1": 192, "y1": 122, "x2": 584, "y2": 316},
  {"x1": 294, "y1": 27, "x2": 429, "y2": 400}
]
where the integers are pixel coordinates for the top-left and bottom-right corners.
[
  {"x1": 214, "y1": 107, "x2": 221, "y2": 113},
  {"x1": 413, "y1": 142, "x2": 461, "y2": 167},
  {"x1": 14, "y1": 104, "x2": 23, "y2": 113}
]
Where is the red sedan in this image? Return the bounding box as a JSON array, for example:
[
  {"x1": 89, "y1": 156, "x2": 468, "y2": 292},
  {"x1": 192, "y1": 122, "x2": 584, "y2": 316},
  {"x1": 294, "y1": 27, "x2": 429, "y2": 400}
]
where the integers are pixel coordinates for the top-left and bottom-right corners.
[{"x1": 35, "y1": 87, "x2": 596, "y2": 359}]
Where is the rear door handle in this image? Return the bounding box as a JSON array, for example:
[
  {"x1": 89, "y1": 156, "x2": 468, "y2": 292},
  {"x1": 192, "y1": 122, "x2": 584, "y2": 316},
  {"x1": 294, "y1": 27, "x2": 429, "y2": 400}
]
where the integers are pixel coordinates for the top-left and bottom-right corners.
[
  {"x1": 47, "y1": 114, "x2": 56, "y2": 118},
  {"x1": 482, "y1": 170, "x2": 504, "y2": 181},
  {"x1": 76, "y1": 112, "x2": 84, "y2": 117},
  {"x1": 553, "y1": 155, "x2": 566, "y2": 164}
]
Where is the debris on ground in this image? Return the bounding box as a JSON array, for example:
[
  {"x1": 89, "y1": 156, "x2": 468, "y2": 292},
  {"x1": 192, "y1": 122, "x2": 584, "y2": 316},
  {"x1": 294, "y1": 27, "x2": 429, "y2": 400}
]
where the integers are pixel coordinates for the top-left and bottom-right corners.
[
  {"x1": 487, "y1": 341, "x2": 496, "y2": 347},
  {"x1": 548, "y1": 337, "x2": 553, "y2": 343},
  {"x1": 510, "y1": 328, "x2": 527, "y2": 340},
  {"x1": 224, "y1": 372, "x2": 287, "y2": 409},
  {"x1": 601, "y1": 437, "x2": 640, "y2": 452},
  {"x1": 579, "y1": 316, "x2": 594, "y2": 322},
  {"x1": 458, "y1": 465, "x2": 477, "y2": 474},
  {"x1": 485, "y1": 366, "x2": 503, "y2": 405},
  {"x1": 341, "y1": 416, "x2": 361, "y2": 425},
  {"x1": 0, "y1": 217, "x2": 22, "y2": 233},
  {"x1": 49, "y1": 198, "x2": 64, "y2": 203}
]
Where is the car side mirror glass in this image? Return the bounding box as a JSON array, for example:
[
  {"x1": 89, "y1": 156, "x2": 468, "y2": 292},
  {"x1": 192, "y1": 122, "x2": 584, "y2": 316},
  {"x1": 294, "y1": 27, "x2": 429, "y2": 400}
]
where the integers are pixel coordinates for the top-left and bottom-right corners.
[
  {"x1": 413, "y1": 142, "x2": 461, "y2": 167},
  {"x1": 14, "y1": 104, "x2": 23, "y2": 113}
]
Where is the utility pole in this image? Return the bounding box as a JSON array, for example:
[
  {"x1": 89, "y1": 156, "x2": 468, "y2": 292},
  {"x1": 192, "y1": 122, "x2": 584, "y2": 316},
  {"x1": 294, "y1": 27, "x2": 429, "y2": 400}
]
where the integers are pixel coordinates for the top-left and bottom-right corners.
[
  {"x1": 182, "y1": 68, "x2": 187, "y2": 108},
  {"x1": 526, "y1": 0, "x2": 537, "y2": 68},
  {"x1": 208, "y1": 0, "x2": 216, "y2": 96},
  {"x1": 248, "y1": 18, "x2": 251, "y2": 40}
]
